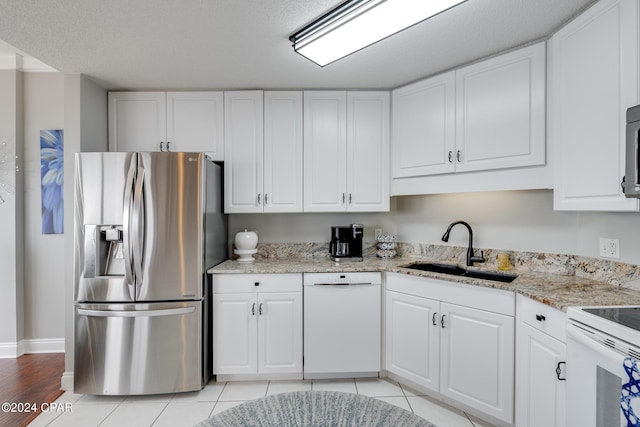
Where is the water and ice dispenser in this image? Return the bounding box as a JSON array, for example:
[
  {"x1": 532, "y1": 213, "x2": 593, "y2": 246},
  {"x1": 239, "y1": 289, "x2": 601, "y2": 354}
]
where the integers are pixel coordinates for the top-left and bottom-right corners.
[{"x1": 83, "y1": 224, "x2": 125, "y2": 278}]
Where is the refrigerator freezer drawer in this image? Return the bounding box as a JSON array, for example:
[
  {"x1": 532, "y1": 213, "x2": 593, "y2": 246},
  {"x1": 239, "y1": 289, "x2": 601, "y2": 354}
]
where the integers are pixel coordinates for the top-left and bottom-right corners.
[{"x1": 74, "y1": 301, "x2": 203, "y2": 395}]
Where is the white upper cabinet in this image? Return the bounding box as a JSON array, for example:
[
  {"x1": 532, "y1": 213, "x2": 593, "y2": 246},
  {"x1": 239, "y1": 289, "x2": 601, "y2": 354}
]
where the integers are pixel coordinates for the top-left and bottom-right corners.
[
  {"x1": 304, "y1": 91, "x2": 348, "y2": 212},
  {"x1": 263, "y1": 92, "x2": 304, "y2": 213},
  {"x1": 392, "y1": 72, "x2": 456, "y2": 177},
  {"x1": 108, "y1": 91, "x2": 224, "y2": 159},
  {"x1": 304, "y1": 91, "x2": 390, "y2": 212},
  {"x1": 551, "y1": 0, "x2": 639, "y2": 211},
  {"x1": 166, "y1": 92, "x2": 224, "y2": 157},
  {"x1": 225, "y1": 91, "x2": 303, "y2": 214},
  {"x1": 456, "y1": 42, "x2": 546, "y2": 173},
  {"x1": 347, "y1": 91, "x2": 390, "y2": 212},
  {"x1": 391, "y1": 42, "x2": 546, "y2": 180},
  {"x1": 224, "y1": 91, "x2": 264, "y2": 213}
]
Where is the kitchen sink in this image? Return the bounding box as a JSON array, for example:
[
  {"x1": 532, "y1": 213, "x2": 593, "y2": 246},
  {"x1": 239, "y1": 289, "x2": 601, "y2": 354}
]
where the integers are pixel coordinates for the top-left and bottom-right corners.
[{"x1": 403, "y1": 262, "x2": 518, "y2": 283}]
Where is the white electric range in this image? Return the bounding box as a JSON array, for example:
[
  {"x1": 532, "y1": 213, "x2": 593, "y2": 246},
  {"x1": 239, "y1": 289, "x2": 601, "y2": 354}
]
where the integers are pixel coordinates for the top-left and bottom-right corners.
[{"x1": 566, "y1": 306, "x2": 640, "y2": 427}]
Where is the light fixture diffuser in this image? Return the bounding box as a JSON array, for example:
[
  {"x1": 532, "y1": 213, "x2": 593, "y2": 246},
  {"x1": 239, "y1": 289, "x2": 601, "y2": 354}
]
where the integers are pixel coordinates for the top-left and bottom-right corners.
[{"x1": 289, "y1": 0, "x2": 467, "y2": 67}]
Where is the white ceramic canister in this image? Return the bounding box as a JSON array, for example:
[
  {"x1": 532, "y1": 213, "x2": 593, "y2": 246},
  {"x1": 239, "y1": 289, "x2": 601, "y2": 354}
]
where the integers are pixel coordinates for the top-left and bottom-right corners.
[{"x1": 234, "y1": 229, "x2": 258, "y2": 250}]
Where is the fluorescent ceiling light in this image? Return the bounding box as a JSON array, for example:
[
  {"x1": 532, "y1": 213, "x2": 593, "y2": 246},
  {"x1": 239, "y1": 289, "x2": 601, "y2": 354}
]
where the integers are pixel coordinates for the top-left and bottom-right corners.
[{"x1": 289, "y1": 0, "x2": 467, "y2": 67}]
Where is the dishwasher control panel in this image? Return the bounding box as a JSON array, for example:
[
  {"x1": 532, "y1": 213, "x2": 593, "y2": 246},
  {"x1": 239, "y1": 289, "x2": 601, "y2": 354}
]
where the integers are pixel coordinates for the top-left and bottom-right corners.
[{"x1": 303, "y1": 272, "x2": 381, "y2": 286}]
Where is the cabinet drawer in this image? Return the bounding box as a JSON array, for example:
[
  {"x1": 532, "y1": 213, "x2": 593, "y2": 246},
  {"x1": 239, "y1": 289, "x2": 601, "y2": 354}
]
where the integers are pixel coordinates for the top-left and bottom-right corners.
[
  {"x1": 212, "y1": 273, "x2": 302, "y2": 293},
  {"x1": 516, "y1": 294, "x2": 566, "y2": 342}
]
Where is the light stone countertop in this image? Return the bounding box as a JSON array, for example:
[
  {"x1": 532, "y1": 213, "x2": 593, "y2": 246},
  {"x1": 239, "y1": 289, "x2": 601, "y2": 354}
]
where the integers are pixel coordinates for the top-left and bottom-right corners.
[{"x1": 209, "y1": 256, "x2": 640, "y2": 312}]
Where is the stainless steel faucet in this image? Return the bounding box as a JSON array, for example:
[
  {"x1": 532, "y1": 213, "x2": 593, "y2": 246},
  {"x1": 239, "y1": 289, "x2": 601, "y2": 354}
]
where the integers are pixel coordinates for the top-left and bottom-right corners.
[{"x1": 441, "y1": 221, "x2": 485, "y2": 266}]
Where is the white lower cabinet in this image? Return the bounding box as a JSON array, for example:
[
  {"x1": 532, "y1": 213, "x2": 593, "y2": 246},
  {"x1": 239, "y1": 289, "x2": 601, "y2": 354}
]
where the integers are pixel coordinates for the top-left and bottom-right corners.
[
  {"x1": 385, "y1": 272, "x2": 515, "y2": 424},
  {"x1": 515, "y1": 294, "x2": 566, "y2": 427},
  {"x1": 212, "y1": 274, "x2": 302, "y2": 379}
]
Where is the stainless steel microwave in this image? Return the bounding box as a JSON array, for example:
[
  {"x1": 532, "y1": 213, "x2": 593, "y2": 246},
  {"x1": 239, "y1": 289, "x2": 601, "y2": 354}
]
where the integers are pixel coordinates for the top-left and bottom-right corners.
[{"x1": 624, "y1": 104, "x2": 640, "y2": 197}]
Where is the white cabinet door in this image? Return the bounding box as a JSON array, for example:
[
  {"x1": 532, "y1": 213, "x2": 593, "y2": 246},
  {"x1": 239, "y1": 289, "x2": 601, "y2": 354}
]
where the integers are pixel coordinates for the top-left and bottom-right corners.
[
  {"x1": 392, "y1": 72, "x2": 456, "y2": 177},
  {"x1": 385, "y1": 290, "x2": 440, "y2": 392},
  {"x1": 516, "y1": 322, "x2": 566, "y2": 427},
  {"x1": 224, "y1": 91, "x2": 264, "y2": 213},
  {"x1": 304, "y1": 91, "x2": 348, "y2": 212},
  {"x1": 212, "y1": 293, "x2": 258, "y2": 375},
  {"x1": 257, "y1": 292, "x2": 303, "y2": 374},
  {"x1": 264, "y1": 92, "x2": 303, "y2": 213},
  {"x1": 347, "y1": 91, "x2": 390, "y2": 212},
  {"x1": 455, "y1": 42, "x2": 546, "y2": 173},
  {"x1": 166, "y1": 92, "x2": 224, "y2": 159},
  {"x1": 440, "y1": 302, "x2": 515, "y2": 423},
  {"x1": 108, "y1": 92, "x2": 166, "y2": 152},
  {"x1": 551, "y1": 0, "x2": 639, "y2": 211}
]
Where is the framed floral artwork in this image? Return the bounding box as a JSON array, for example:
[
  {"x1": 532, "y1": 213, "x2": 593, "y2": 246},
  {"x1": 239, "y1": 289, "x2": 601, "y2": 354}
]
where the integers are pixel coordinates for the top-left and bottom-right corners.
[{"x1": 41, "y1": 129, "x2": 64, "y2": 234}]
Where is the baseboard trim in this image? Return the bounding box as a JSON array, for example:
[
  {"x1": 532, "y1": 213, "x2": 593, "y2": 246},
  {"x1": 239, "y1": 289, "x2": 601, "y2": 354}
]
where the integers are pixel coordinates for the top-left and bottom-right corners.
[
  {"x1": 61, "y1": 371, "x2": 74, "y2": 391},
  {"x1": 23, "y1": 338, "x2": 65, "y2": 354},
  {"x1": 0, "y1": 338, "x2": 64, "y2": 358},
  {"x1": 0, "y1": 341, "x2": 24, "y2": 358}
]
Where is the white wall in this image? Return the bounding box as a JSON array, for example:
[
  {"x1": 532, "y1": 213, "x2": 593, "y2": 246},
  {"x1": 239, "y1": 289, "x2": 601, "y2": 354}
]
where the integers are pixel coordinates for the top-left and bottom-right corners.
[
  {"x1": 0, "y1": 69, "x2": 24, "y2": 352},
  {"x1": 23, "y1": 73, "x2": 66, "y2": 346},
  {"x1": 229, "y1": 189, "x2": 640, "y2": 265}
]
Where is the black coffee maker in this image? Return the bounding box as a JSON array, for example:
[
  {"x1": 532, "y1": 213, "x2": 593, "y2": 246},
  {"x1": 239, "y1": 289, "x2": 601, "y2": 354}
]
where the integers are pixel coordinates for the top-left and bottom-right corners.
[{"x1": 329, "y1": 224, "x2": 364, "y2": 262}]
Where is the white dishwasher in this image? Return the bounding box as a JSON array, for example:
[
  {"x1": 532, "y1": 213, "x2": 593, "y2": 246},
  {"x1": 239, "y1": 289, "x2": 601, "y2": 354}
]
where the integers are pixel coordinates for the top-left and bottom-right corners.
[{"x1": 303, "y1": 272, "x2": 381, "y2": 379}]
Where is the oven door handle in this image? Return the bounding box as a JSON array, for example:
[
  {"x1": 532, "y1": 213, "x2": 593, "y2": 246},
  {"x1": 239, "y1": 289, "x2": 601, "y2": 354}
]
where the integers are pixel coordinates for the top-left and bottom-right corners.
[{"x1": 567, "y1": 323, "x2": 620, "y2": 358}]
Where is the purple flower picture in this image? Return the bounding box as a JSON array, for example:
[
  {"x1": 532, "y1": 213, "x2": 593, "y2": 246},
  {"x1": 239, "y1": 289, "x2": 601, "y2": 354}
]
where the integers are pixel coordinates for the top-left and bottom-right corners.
[{"x1": 41, "y1": 129, "x2": 64, "y2": 234}]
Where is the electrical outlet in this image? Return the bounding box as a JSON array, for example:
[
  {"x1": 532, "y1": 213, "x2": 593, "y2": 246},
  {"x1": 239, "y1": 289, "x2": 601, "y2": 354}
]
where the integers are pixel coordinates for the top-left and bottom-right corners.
[
  {"x1": 599, "y1": 238, "x2": 620, "y2": 259},
  {"x1": 375, "y1": 228, "x2": 383, "y2": 241}
]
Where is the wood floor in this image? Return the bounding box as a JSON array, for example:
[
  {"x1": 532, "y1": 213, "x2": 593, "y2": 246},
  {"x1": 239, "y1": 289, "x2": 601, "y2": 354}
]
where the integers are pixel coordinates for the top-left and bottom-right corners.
[{"x1": 0, "y1": 353, "x2": 65, "y2": 427}]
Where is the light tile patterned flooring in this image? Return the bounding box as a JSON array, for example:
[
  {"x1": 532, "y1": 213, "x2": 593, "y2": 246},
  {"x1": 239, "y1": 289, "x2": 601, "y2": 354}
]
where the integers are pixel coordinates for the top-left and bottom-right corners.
[{"x1": 29, "y1": 378, "x2": 495, "y2": 426}]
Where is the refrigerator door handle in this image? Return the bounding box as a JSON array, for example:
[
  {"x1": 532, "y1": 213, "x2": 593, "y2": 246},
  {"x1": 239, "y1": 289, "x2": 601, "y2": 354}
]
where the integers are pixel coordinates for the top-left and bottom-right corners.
[
  {"x1": 77, "y1": 307, "x2": 196, "y2": 318},
  {"x1": 132, "y1": 166, "x2": 145, "y2": 298},
  {"x1": 122, "y1": 156, "x2": 136, "y2": 299}
]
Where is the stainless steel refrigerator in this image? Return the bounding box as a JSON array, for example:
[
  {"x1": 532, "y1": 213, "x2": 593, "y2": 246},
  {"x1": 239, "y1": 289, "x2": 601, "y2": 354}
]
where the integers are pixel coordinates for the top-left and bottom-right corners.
[{"x1": 73, "y1": 152, "x2": 227, "y2": 395}]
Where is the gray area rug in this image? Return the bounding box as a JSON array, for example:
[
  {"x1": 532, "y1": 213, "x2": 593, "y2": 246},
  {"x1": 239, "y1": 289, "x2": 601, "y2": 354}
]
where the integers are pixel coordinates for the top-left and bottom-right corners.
[{"x1": 196, "y1": 390, "x2": 436, "y2": 427}]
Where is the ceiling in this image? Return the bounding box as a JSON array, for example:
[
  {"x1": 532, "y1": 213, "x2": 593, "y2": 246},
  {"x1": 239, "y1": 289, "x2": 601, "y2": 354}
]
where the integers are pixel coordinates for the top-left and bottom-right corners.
[{"x1": 0, "y1": 0, "x2": 596, "y2": 91}]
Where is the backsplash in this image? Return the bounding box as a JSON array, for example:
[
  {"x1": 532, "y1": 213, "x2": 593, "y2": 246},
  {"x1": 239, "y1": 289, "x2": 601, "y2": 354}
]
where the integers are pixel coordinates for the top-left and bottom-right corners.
[{"x1": 239, "y1": 242, "x2": 640, "y2": 291}]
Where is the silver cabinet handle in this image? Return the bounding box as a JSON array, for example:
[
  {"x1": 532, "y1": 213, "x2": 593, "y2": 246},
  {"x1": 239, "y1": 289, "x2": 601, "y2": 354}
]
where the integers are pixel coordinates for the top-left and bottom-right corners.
[
  {"x1": 252, "y1": 303, "x2": 256, "y2": 316},
  {"x1": 432, "y1": 312, "x2": 437, "y2": 326},
  {"x1": 448, "y1": 151, "x2": 453, "y2": 163},
  {"x1": 441, "y1": 314, "x2": 446, "y2": 328},
  {"x1": 456, "y1": 150, "x2": 461, "y2": 163},
  {"x1": 259, "y1": 303, "x2": 263, "y2": 315},
  {"x1": 257, "y1": 194, "x2": 261, "y2": 205}
]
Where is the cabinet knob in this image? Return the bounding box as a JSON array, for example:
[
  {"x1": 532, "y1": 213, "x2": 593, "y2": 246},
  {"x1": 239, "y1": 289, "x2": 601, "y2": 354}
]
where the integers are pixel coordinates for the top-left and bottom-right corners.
[
  {"x1": 254, "y1": 282, "x2": 260, "y2": 286},
  {"x1": 536, "y1": 314, "x2": 546, "y2": 322}
]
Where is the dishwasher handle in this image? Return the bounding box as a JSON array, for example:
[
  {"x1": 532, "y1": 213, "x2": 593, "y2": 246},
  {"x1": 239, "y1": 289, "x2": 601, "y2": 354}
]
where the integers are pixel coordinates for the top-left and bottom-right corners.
[{"x1": 313, "y1": 282, "x2": 373, "y2": 286}]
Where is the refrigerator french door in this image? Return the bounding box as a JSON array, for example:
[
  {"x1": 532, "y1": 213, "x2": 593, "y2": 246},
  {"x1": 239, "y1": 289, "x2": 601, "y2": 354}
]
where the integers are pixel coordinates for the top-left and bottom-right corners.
[{"x1": 73, "y1": 152, "x2": 226, "y2": 395}]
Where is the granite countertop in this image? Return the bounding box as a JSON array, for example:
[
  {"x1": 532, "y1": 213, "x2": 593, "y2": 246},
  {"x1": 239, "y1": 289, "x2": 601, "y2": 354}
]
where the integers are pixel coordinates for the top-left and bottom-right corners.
[{"x1": 209, "y1": 256, "x2": 640, "y2": 312}]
